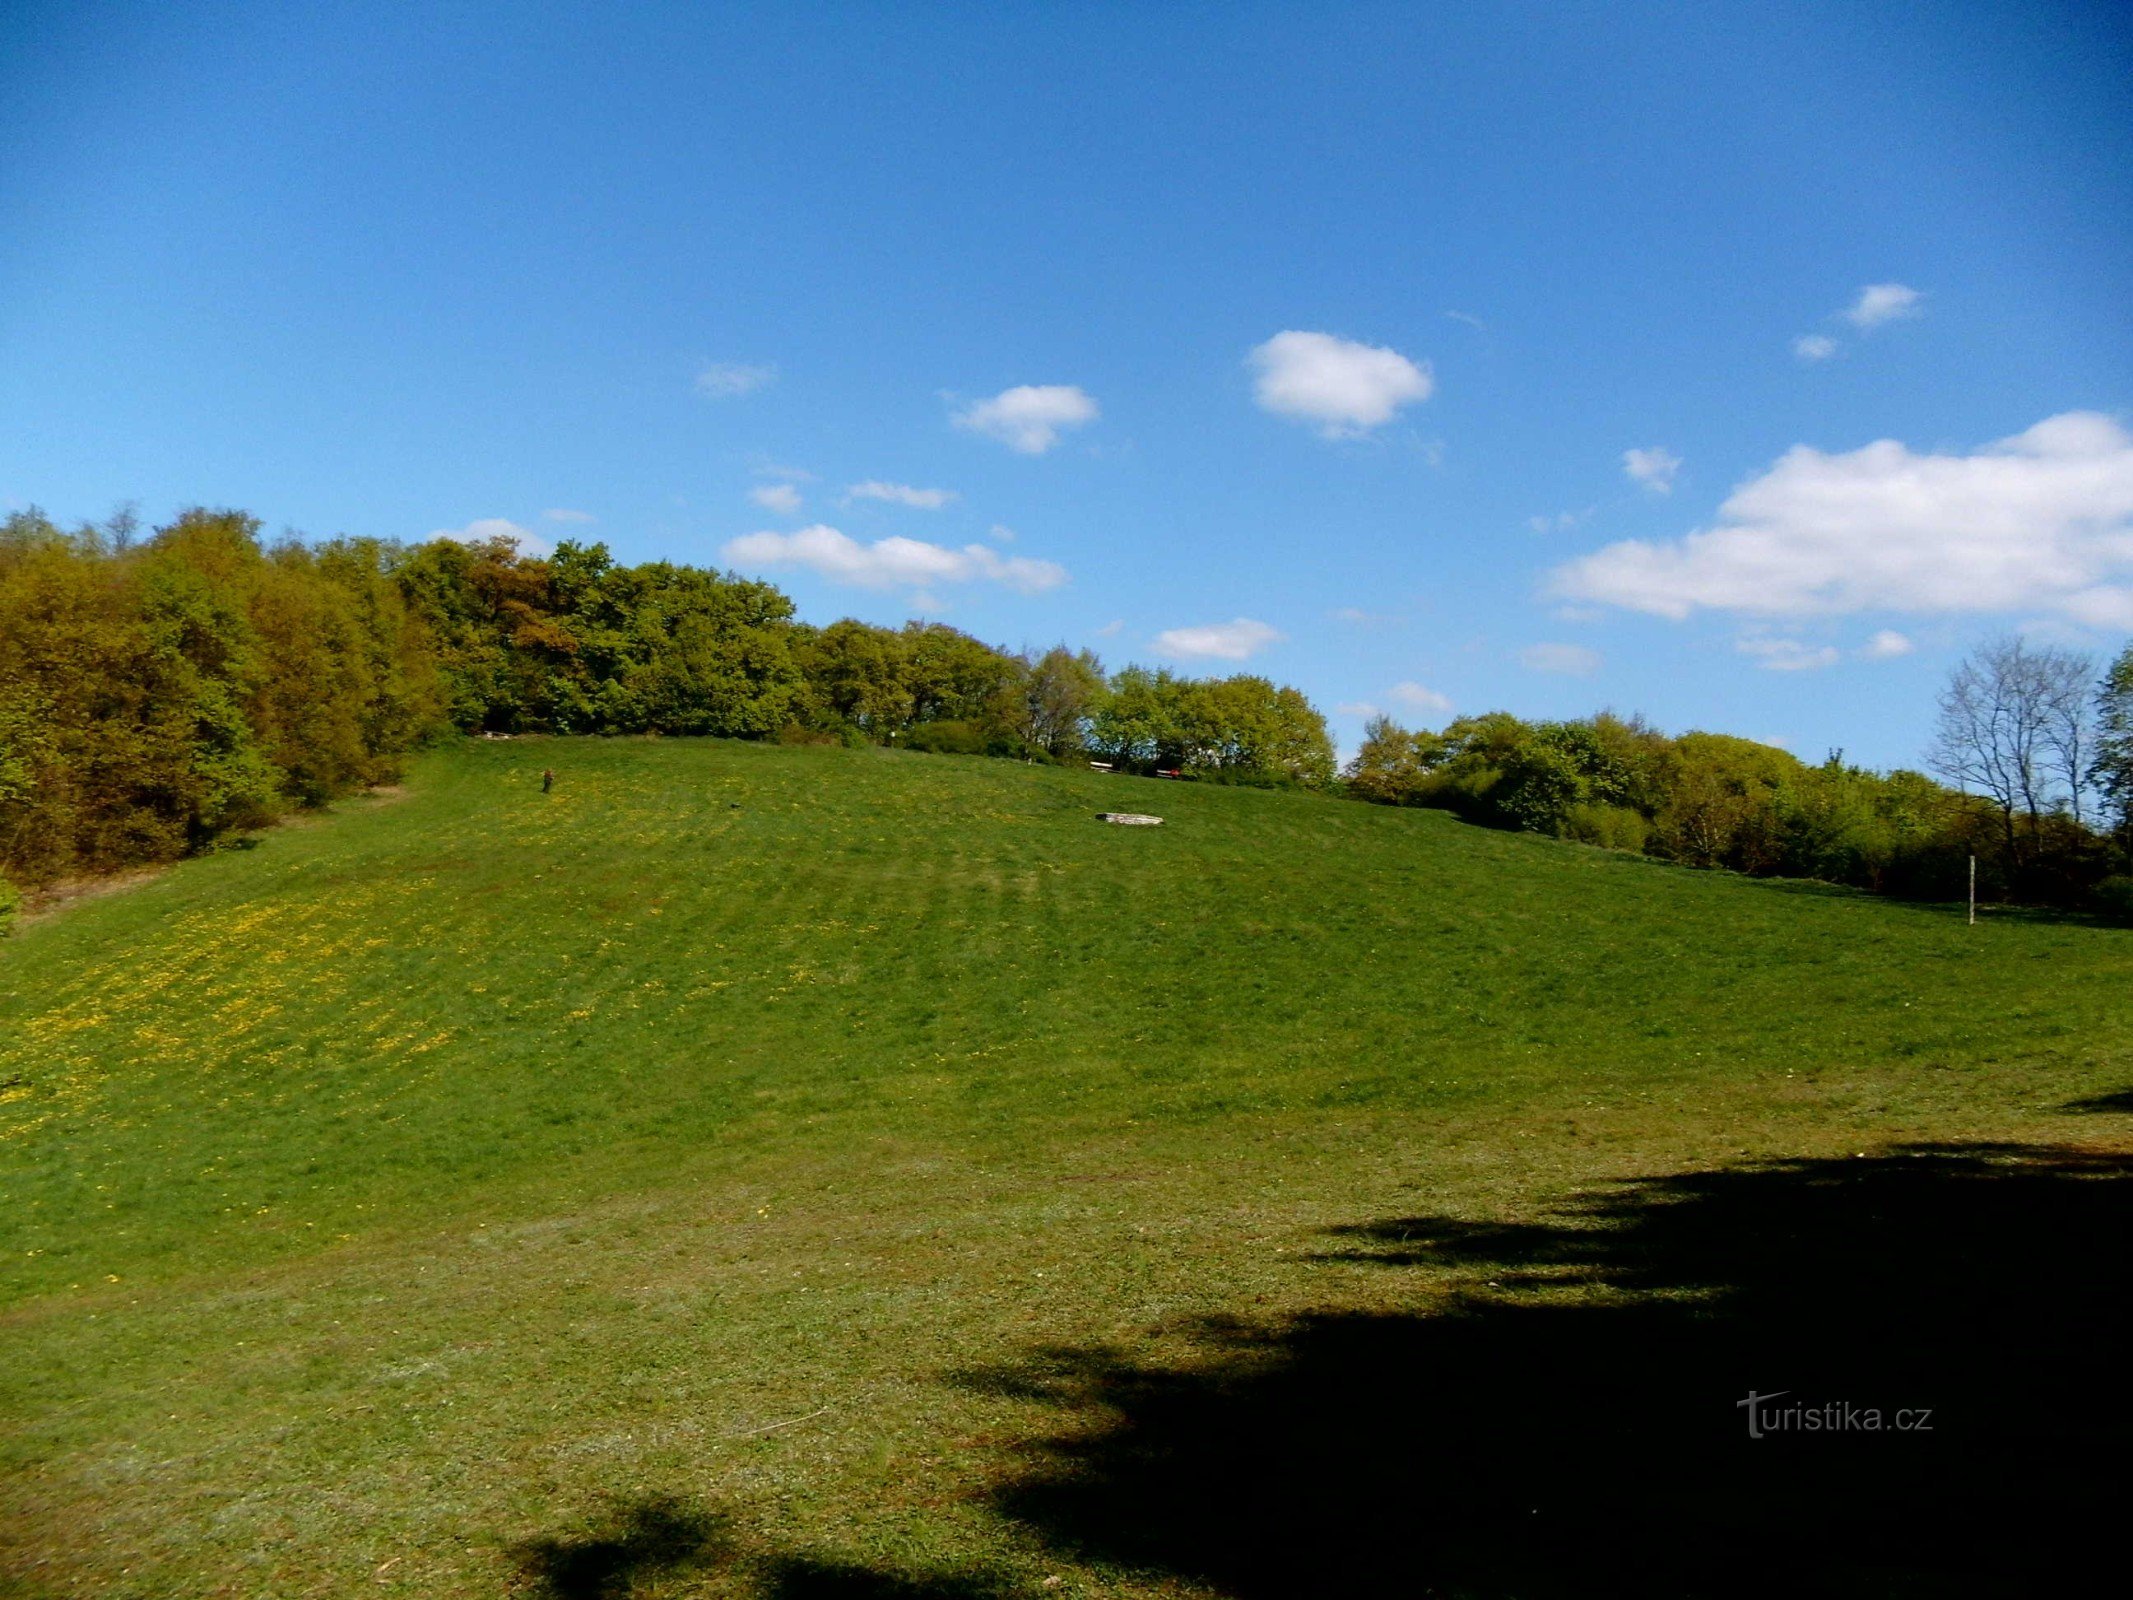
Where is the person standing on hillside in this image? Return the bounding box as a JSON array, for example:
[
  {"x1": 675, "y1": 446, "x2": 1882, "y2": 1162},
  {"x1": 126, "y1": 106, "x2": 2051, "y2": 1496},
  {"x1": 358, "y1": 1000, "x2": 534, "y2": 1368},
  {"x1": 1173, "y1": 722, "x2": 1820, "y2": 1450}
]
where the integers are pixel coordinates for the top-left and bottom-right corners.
[{"x1": 542, "y1": 768, "x2": 555, "y2": 794}]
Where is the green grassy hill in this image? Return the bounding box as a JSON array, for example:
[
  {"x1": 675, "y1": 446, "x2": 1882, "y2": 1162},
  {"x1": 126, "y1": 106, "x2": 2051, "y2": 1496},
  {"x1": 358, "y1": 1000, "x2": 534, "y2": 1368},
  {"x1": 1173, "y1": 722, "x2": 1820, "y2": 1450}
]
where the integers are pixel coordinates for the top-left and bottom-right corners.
[{"x1": 4, "y1": 738, "x2": 2128, "y2": 1597}]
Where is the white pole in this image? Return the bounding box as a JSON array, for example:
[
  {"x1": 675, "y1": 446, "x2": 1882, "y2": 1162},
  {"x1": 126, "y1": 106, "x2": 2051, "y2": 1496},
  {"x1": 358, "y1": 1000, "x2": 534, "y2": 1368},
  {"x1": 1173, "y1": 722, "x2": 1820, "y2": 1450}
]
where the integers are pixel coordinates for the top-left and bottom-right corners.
[{"x1": 1969, "y1": 854, "x2": 1976, "y2": 926}]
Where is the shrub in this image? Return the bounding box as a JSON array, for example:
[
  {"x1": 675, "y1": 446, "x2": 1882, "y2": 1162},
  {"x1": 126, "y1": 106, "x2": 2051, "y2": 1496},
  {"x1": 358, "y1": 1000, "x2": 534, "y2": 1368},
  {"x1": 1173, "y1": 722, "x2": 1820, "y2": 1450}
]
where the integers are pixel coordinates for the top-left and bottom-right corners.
[
  {"x1": 0, "y1": 872, "x2": 19, "y2": 937},
  {"x1": 1562, "y1": 802, "x2": 1650, "y2": 852},
  {"x1": 903, "y1": 720, "x2": 989, "y2": 756},
  {"x1": 2094, "y1": 876, "x2": 2133, "y2": 924}
]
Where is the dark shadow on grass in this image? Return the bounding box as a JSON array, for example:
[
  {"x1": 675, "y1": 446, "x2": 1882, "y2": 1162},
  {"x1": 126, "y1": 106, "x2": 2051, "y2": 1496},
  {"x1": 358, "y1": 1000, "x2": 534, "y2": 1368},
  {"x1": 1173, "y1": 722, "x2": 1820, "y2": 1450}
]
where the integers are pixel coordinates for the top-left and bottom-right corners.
[
  {"x1": 754, "y1": 1558, "x2": 1022, "y2": 1598},
  {"x1": 510, "y1": 1496, "x2": 1026, "y2": 1599},
  {"x1": 957, "y1": 1143, "x2": 2131, "y2": 1598},
  {"x1": 2063, "y1": 1088, "x2": 2133, "y2": 1113},
  {"x1": 509, "y1": 1494, "x2": 732, "y2": 1599}
]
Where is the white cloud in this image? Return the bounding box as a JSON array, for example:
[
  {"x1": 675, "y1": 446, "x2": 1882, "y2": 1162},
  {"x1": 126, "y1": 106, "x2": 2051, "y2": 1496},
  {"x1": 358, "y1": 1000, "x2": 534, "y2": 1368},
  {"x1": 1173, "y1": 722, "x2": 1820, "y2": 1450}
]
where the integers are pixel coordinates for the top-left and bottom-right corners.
[
  {"x1": 846, "y1": 480, "x2": 957, "y2": 509},
  {"x1": 430, "y1": 517, "x2": 554, "y2": 558},
  {"x1": 1518, "y1": 642, "x2": 1602, "y2": 676},
  {"x1": 721, "y1": 524, "x2": 1066, "y2": 595},
  {"x1": 1095, "y1": 618, "x2": 1124, "y2": 637},
  {"x1": 1861, "y1": 629, "x2": 1914, "y2": 660},
  {"x1": 696, "y1": 362, "x2": 776, "y2": 398},
  {"x1": 1738, "y1": 636, "x2": 1841, "y2": 672},
  {"x1": 1336, "y1": 700, "x2": 1381, "y2": 717},
  {"x1": 749, "y1": 483, "x2": 803, "y2": 515},
  {"x1": 1623, "y1": 446, "x2": 1683, "y2": 495},
  {"x1": 1444, "y1": 310, "x2": 1487, "y2": 332},
  {"x1": 542, "y1": 507, "x2": 596, "y2": 524},
  {"x1": 953, "y1": 385, "x2": 1099, "y2": 454},
  {"x1": 986, "y1": 523, "x2": 1016, "y2": 543},
  {"x1": 1844, "y1": 283, "x2": 1923, "y2": 330},
  {"x1": 1793, "y1": 334, "x2": 1839, "y2": 363},
  {"x1": 1153, "y1": 617, "x2": 1283, "y2": 662},
  {"x1": 1551, "y1": 412, "x2": 2133, "y2": 623},
  {"x1": 1389, "y1": 680, "x2": 1454, "y2": 712},
  {"x1": 1248, "y1": 330, "x2": 1433, "y2": 438}
]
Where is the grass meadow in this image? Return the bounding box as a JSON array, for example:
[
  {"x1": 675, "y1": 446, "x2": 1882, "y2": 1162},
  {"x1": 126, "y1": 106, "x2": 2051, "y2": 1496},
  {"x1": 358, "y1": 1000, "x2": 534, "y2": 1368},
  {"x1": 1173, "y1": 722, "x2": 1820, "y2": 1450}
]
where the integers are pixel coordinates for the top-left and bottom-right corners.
[{"x1": 3, "y1": 737, "x2": 2128, "y2": 1596}]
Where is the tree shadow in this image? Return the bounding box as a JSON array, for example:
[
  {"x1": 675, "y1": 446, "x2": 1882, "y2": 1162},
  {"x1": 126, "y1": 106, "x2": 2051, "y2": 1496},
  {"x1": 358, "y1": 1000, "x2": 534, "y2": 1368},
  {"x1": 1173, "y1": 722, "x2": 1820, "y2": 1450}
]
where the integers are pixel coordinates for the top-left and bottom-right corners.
[
  {"x1": 508, "y1": 1495, "x2": 1023, "y2": 1599},
  {"x1": 2063, "y1": 1088, "x2": 2133, "y2": 1113},
  {"x1": 509, "y1": 1493, "x2": 732, "y2": 1598},
  {"x1": 963, "y1": 1143, "x2": 2130, "y2": 1597},
  {"x1": 754, "y1": 1558, "x2": 1021, "y2": 1598}
]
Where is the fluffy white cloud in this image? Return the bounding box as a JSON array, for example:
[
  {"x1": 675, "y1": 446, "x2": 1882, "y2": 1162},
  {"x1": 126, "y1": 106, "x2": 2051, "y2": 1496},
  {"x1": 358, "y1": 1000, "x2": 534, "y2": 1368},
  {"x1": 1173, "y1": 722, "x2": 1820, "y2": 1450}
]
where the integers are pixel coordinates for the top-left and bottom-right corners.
[
  {"x1": 721, "y1": 524, "x2": 1066, "y2": 594},
  {"x1": 1861, "y1": 629, "x2": 1914, "y2": 660},
  {"x1": 542, "y1": 507, "x2": 596, "y2": 524},
  {"x1": 1248, "y1": 331, "x2": 1432, "y2": 437},
  {"x1": 1153, "y1": 617, "x2": 1283, "y2": 661},
  {"x1": 696, "y1": 362, "x2": 776, "y2": 398},
  {"x1": 430, "y1": 517, "x2": 554, "y2": 558},
  {"x1": 1793, "y1": 334, "x2": 1839, "y2": 363},
  {"x1": 1623, "y1": 446, "x2": 1683, "y2": 495},
  {"x1": 1518, "y1": 642, "x2": 1602, "y2": 676},
  {"x1": 1738, "y1": 637, "x2": 1840, "y2": 672},
  {"x1": 953, "y1": 385, "x2": 1099, "y2": 454},
  {"x1": 749, "y1": 483, "x2": 803, "y2": 515},
  {"x1": 1551, "y1": 412, "x2": 2133, "y2": 622},
  {"x1": 1845, "y1": 283, "x2": 1923, "y2": 329},
  {"x1": 1389, "y1": 680, "x2": 1454, "y2": 711},
  {"x1": 846, "y1": 480, "x2": 957, "y2": 509},
  {"x1": 986, "y1": 523, "x2": 1016, "y2": 543}
]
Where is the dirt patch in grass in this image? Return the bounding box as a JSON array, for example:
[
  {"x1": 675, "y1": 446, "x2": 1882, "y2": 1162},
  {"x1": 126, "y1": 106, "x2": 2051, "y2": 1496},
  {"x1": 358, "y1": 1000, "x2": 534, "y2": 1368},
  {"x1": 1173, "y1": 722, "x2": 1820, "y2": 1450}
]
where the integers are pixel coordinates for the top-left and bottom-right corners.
[{"x1": 14, "y1": 865, "x2": 170, "y2": 927}]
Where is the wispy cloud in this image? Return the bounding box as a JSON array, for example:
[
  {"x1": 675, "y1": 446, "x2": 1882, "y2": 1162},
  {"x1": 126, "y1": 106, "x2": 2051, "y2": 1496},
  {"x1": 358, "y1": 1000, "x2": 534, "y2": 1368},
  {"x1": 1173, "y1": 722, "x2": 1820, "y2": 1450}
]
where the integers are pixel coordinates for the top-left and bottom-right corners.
[
  {"x1": 1552, "y1": 413, "x2": 2133, "y2": 624},
  {"x1": 1389, "y1": 680, "x2": 1453, "y2": 712},
  {"x1": 953, "y1": 385, "x2": 1099, "y2": 454},
  {"x1": 846, "y1": 480, "x2": 957, "y2": 509},
  {"x1": 1623, "y1": 447, "x2": 1682, "y2": 495},
  {"x1": 1527, "y1": 508, "x2": 1590, "y2": 534},
  {"x1": 1517, "y1": 642, "x2": 1601, "y2": 676},
  {"x1": 1444, "y1": 310, "x2": 1487, "y2": 332},
  {"x1": 1844, "y1": 282, "x2": 1923, "y2": 329},
  {"x1": 1789, "y1": 283, "x2": 1922, "y2": 364},
  {"x1": 1249, "y1": 330, "x2": 1433, "y2": 438},
  {"x1": 695, "y1": 362, "x2": 777, "y2": 399},
  {"x1": 1860, "y1": 629, "x2": 1914, "y2": 660},
  {"x1": 749, "y1": 483, "x2": 803, "y2": 515},
  {"x1": 1738, "y1": 636, "x2": 1841, "y2": 672},
  {"x1": 1153, "y1": 617, "x2": 1283, "y2": 661},
  {"x1": 722, "y1": 524, "x2": 1066, "y2": 594},
  {"x1": 542, "y1": 508, "x2": 596, "y2": 524}
]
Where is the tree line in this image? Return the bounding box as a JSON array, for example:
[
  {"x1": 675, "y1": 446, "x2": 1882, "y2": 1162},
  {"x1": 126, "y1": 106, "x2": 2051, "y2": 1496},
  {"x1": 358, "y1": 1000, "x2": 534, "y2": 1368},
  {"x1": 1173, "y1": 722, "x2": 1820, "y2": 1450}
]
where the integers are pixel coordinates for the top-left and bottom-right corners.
[
  {"x1": 1346, "y1": 636, "x2": 2133, "y2": 916},
  {"x1": 0, "y1": 508, "x2": 1333, "y2": 900},
  {"x1": 4, "y1": 504, "x2": 2129, "y2": 923}
]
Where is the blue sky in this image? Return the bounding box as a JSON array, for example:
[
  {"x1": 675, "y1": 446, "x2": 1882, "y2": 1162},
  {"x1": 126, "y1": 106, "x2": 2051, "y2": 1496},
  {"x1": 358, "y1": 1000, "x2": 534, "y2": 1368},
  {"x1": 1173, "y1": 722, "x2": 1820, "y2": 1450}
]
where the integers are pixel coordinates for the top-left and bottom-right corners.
[{"x1": 4, "y1": 1, "x2": 2131, "y2": 768}]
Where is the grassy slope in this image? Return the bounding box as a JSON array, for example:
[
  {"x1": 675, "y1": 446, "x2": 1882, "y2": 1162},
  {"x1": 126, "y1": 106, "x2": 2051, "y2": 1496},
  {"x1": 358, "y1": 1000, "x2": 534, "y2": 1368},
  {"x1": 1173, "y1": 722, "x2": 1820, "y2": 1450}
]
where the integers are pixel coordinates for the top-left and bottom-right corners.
[{"x1": 2, "y1": 738, "x2": 2128, "y2": 1597}]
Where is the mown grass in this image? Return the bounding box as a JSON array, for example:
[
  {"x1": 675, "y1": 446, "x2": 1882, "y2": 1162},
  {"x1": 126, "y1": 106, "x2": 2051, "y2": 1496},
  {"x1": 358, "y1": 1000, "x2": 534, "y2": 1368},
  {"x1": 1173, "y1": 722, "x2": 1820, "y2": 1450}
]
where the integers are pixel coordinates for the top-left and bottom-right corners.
[{"x1": 3, "y1": 737, "x2": 2128, "y2": 1597}]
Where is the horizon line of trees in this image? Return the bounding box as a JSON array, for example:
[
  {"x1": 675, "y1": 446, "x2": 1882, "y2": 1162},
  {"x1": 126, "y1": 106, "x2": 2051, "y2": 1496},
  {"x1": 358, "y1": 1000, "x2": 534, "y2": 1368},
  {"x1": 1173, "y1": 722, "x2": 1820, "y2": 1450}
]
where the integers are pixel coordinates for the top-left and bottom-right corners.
[
  {"x1": 1345, "y1": 636, "x2": 2133, "y2": 915},
  {"x1": 0, "y1": 507, "x2": 1334, "y2": 900},
  {"x1": 5, "y1": 504, "x2": 2130, "y2": 923}
]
